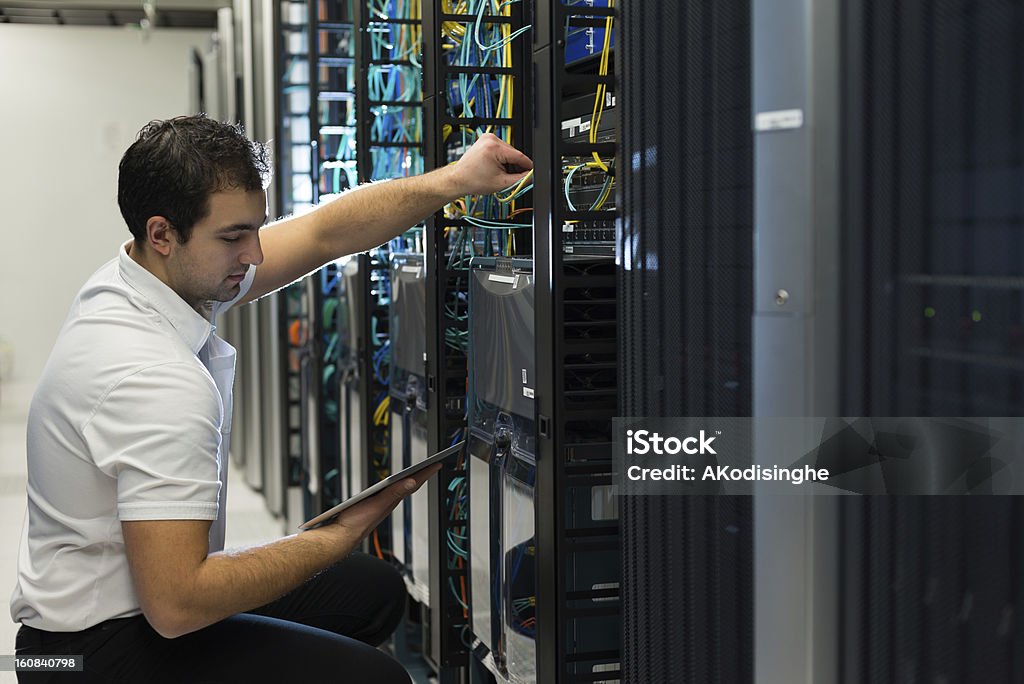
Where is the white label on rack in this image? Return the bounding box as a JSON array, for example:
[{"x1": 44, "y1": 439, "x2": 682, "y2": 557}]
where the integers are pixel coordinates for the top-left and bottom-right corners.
[
  {"x1": 579, "y1": 121, "x2": 592, "y2": 133},
  {"x1": 561, "y1": 116, "x2": 582, "y2": 130},
  {"x1": 523, "y1": 387, "x2": 535, "y2": 399},
  {"x1": 487, "y1": 274, "x2": 515, "y2": 284},
  {"x1": 563, "y1": 222, "x2": 575, "y2": 233},
  {"x1": 754, "y1": 108, "x2": 804, "y2": 132},
  {"x1": 402, "y1": 266, "x2": 421, "y2": 275},
  {"x1": 521, "y1": 369, "x2": 528, "y2": 384}
]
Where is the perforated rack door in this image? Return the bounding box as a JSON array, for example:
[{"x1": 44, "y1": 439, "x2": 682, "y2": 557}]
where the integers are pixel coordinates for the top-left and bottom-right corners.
[
  {"x1": 619, "y1": 1, "x2": 755, "y2": 682},
  {"x1": 839, "y1": 2, "x2": 1024, "y2": 681}
]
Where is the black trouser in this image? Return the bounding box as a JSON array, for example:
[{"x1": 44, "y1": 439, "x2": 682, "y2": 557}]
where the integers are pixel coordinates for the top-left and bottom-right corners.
[{"x1": 15, "y1": 553, "x2": 410, "y2": 683}]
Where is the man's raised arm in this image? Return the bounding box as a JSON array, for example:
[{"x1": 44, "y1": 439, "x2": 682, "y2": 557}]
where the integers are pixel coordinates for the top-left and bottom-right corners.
[{"x1": 238, "y1": 133, "x2": 532, "y2": 305}]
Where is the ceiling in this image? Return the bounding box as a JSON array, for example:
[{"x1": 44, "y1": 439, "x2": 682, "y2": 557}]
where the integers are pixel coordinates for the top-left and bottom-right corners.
[{"x1": 0, "y1": 0, "x2": 226, "y2": 27}]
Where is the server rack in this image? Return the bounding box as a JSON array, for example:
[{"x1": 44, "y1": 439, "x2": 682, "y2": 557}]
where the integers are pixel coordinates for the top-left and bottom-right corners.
[
  {"x1": 836, "y1": 1, "x2": 1024, "y2": 681},
  {"x1": 612, "y1": 1, "x2": 1024, "y2": 681},
  {"x1": 532, "y1": 2, "x2": 622, "y2": 682},
  {"x1": 353, "y1": 248, "x2": 393, "y2": 553},
  {"x1": 352, "y1": 0, "x2": 428, "y2": 599},
  {"x1": 283, "y1": 280, "x2": 313, "y2": 523},
  {"x1": 753, "y1": 2, "x2": 1024, "y2": 680},
  {"x1": 216, "y1": 5, "x2": 247, "y2": 473},
  {"x1": 305, "y1": 0, "x2": 402, "y2": 558},
  {"x1": 351, "y1": 262, "x2": 393, "y2": 554},
  {"x1": 234, "y1": 0, "x2": 267, "y2": 494},
  {"x1": 276, "y1": 0, "x2": 316, "y2": 528},
  {"x1": 227, "y1": 0, "x2": 288, "y2": 518},
  {"x1": 302, "y1": 0, "x2": 360, "y2": 519},
  {"x1": 309, "y1": 264, "x2": 345, "y2": 513},
  {"x1": 421, "y1": 0, "x2": 532, "y2": 676},
  {"x1": 252, "y1": 0, "x2": 290, "y2": 525},
  {"x1": 277, "y1": 0, "x2": 315, "y2": 219},
  {"x1": 617, "y1": 2, "x2": 757, "y2": 682},
  {"x1": 354, "y1": 0, "x2": 424, "y2": 183}
]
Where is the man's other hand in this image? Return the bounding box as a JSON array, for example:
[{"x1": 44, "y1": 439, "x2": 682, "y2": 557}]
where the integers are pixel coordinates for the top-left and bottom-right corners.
[
  {"x1": 448, "y1": 133, "x2": 533, "y2": 197},
  {"x1": 330, "y1": 463, "x2": 442, "y2": 539}
]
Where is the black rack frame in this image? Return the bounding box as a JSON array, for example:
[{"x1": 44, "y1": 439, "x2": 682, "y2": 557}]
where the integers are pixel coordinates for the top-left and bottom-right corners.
[
  {"x1": 532, "y1": 1, "x2": 622, "y2": 682},
  {"x1": 421, "y1": 0, "x2": 532, "y2": 678},
  {"x1": 353, "y1": 249, "x2": 391, "y2": 516},
  {"x1": 307, "y1": 0, "x2": 360, "y2": 518},
  {"x1": 351, "y1": 0, "x2": 429, "y2": 563},
  {"x1": 276, "y1": 0, "x2": 316, "y2": 518}
]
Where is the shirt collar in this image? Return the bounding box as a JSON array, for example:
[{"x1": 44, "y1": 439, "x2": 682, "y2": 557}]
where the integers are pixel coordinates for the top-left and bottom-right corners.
[{"x1": 117, "y1": 241, "x2": 214, "y2": 354}]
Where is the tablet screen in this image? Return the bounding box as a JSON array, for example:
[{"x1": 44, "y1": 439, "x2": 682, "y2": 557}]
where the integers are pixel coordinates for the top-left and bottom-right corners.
[{"x1": 299, "y1": 440, "x2": 465, "y2": 530}]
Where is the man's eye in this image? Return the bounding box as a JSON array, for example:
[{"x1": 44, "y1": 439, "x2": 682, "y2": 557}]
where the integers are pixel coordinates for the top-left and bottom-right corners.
[{"x1": 222, "y1": 237, "x2": 241, "y2": 243}]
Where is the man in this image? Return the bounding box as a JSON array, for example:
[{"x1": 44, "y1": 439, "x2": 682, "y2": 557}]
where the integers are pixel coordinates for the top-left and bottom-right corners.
[{"x1": 11, "y1": 115, "x2": 532, "y2": 682}]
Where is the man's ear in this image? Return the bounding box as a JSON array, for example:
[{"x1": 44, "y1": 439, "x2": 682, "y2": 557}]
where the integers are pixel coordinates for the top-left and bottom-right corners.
[{"x1": 145, "y1": 216, "x2": 177, "y2": 256}]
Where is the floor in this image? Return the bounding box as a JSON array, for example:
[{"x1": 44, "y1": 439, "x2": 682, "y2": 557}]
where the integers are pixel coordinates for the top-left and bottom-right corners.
[{"x1": 0, "y1": 377, "x2": 284, "y2": 682}]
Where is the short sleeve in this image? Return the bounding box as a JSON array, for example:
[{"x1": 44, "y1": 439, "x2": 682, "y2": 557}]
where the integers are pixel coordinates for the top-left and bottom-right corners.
[{"x1": 83, "y1": 362, "x2": 223, "y2": 521}]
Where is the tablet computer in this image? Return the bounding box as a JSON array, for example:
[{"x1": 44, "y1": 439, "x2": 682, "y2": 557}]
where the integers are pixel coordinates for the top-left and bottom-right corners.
[{"x1": 299, "y1": 440, "x2": 465, "y2": 530}]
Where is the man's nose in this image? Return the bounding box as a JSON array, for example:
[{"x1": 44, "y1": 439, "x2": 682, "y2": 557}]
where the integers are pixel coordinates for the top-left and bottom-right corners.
[{"x1": 242, "y1": 233, "x2": 264, "y2": 266}]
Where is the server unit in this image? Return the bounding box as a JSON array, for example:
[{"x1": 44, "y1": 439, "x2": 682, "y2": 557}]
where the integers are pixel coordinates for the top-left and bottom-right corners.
[
  {"x1": 467, "y1": 257, "x2": 537, "y2": 682},
  {"x1": 560, "y1": 93, "x2": 617, "y2": 257},
  {"x1": 389, "y1": 252, "x2": 432, "y2": 605},
  {"x1": 564, "y1": 0, "x2": 614, "y2": 66}
]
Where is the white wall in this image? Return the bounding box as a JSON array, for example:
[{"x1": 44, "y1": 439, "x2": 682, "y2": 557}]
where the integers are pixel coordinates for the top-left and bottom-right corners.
[{"x1": 0, "y1": 24, "x2": 215, "y2": 383}]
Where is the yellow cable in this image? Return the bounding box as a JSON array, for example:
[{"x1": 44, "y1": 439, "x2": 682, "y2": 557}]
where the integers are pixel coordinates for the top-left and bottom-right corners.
[
  {"x1": 373, "y1": 396, "x2": 390, "y2": 425},
  {"x1": 495, "y1": 169, "x2": 533, "y2": 203},
  {"x1": 441, "y1": 0, "x2": 467, "y2": 44},
  {"x1": 589, "y1": 0, "x2": 614, "y2": 171}
]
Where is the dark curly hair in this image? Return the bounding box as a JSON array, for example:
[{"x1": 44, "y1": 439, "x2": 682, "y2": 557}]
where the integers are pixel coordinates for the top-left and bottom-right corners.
[{"x1": 118, "y1": 115, "x2": 272, "y2": 244}]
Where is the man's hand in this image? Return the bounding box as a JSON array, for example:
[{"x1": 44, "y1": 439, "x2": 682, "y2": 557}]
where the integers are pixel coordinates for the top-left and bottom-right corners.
[
  {"x1": 240, "y1": 135, "x2": 532, "y2": 305},
  {"x1": 329, "y1": 463, "x2": 442, "y2": 538},
  {"x1": 446, "y1": 133, "x2": 533, "y2": 197}
]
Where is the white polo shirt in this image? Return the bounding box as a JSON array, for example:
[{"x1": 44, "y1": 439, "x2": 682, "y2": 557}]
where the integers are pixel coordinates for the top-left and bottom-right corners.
[{"x1": 10, "y1": 242, "x2": 255, "y2": 632}]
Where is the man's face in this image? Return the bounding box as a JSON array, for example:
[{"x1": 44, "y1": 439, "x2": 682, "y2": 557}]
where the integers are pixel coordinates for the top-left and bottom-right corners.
[{"x1": 167, "y1": 188, "x2": 268, "y2": 309}]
